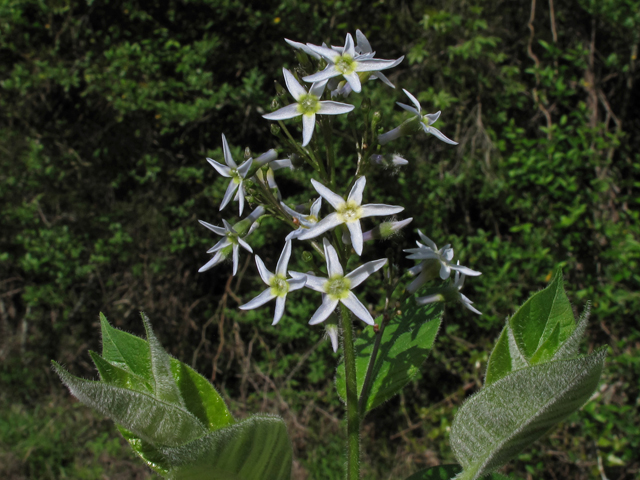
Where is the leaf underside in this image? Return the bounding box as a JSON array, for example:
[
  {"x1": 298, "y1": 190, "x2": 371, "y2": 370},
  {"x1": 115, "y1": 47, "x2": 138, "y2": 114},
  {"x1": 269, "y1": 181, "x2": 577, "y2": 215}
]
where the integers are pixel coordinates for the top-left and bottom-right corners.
[
  {"x1": 405, "y1": 464, "x2": 514, "y2": 480},
  {"x1": 451, "y1": 348, "x2": 606, "y2": 480}
]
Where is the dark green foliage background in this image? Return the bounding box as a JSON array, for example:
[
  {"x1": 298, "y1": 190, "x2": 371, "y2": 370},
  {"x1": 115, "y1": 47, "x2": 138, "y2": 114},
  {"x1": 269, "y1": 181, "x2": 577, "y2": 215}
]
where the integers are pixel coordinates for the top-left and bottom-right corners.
[{"x1": 1, "y1": 0, "x2": 638, "y2": 478}]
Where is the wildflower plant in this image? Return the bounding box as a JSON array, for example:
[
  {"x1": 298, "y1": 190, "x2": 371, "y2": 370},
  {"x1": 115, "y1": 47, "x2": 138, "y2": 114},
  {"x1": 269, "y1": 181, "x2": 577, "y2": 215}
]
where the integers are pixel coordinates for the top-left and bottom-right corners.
[{"x1": 54, "y1": 30, "x2": 607, "y2": 480}]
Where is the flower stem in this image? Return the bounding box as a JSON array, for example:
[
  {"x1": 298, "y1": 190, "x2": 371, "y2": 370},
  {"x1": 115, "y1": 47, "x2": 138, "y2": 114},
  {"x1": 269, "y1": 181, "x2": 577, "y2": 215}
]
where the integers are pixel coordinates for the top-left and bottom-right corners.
[
  {"x1": 321, "y1": 117, "x2": 336, "y2": 189},
  {"x1": 339, "y1": 302, "x2": 360, "y2": 480}
]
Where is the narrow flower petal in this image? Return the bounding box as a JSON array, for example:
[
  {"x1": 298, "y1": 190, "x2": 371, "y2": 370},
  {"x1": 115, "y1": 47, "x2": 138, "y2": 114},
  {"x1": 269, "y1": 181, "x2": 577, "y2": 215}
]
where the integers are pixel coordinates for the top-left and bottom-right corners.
[
  {"x1": 206, "y1": 158, "x2": 232, "y2": 177},
  {"x1": 301, "y1": 114, "x2": 316, "y2": 147},
  {"x1": 273, "y1": 296, "x2": 286, "y2": 325},
  {"x1": 237, "y1": 236, "x2": 253, "y2": 254},
  {"x1": 297, "y1": 212, "x2": 342, "y2": 240},
  {"x1": 232, "y1": 243, "x2": 239, "y2": 275},
  {"x1": 220, "y1": 181, "x2": 238, "y2": 211},
  {"x1": 378, "y1": 125, "x2": 402, "y2": 145},
  {"x1": 326, "y1": 324, "x2": 339, "y2": 352},
  {"x1": 343, "y1": 33, "x2": 356, "y2": 56},
  {"x1": 439, "y1": 262, "x2": 451, "y2": 280},
  {"x1": 372, "y1": 71, "x2": 395, "y2": 88},
  {"x1": 263, "y1": 104, "x2": 303, "y2": 121},
  {"x1": 347, "y1": 176, "x2": 366, "y2": 205},
  {"x1": 198, "y1": 220, "x2": 227, "y2": 236},
  {"x1": 309, "y1": 296, "x2": 339, "y2": 325},
  {"x1": 346, "y1": 258, "x2": 387, "y2": 289},
  {"x1": 239, "y1": 288, "x2": 276, "y2": 310},
  {"x1": 405, "y1": 250, "x2": 439, "y2": 260},
  {"x1": 310, "y1": 197, "x2": 322, "y2": 216},
  {"x1": 304, "y1": 274, "x2": 327, "y2": 293},
  {"x1": 303, "y1": 65, "x2": 339, "y2": 83},
  {"x1": 340, "y1": 292, "x2": 374, "y2": 325},
  {"x1": 236, "y1": 184, "x2": 245, "y2": 216},
  {"x1": 276, "y1": 240, "x2": 292, "y2": 277},
  {"x1": 417, "y1": 230, "x2": 438, "y2": 251},
  {"x1": 346, "y1": 221, "x2": 364, "y2": 255},
  {"x1": 423, "y1": 124, "x2": 458, "y2": 145},
  {"x1": 323, "y1": 238, "x2": 343, "y2": 277},
  {"x1": 207, "y1": 237, "x2": 231, "y2": 254},
  {"x1": 283, "y1": 68, "x2": 307, "y2": 101},
  {"x1": 198, "y1": 251, "x2": 225, "y2": 272},
  {"x1": 396, "y1": 102, "x2": 420, "y2": 117},
  {"x1": 221, "y1": 134, "x2": 237, "y2": 168},
  {"x1": 415, "y1": 293, "x2": 445, "y2": 306},
  {"x1": 402, "y1": 89, "x2": 422, "y2": 114},
  {"x1": 288, "y1": 271, "x2": 306, "y2": 289},
  {"x1": 284, "y1": 38, "x2": 321, "y2": 59},
  {"x1": 253, "y1": 149, "x2": 278, "y2": 166},
  {"x1": 255, "y1": 255, "x2": 274, "y2": 284},
  {"x1": 425, "y1": 111, "x2": 441, "y2": 125},
  {"x1": 309, "y1": 80, "x2": 328, "y2": 97},
  {"x1": 360, "y1": 204, "x2": 404, "y2": 217},
  {"x1": 449, "y1": 264, "x2": 482, "y2": 277},
  {"x1": 317, "y1": 101, "x2": 355, "y2": 115},
  {"x1": 343, "y1": 71, "x2": 361, "y2": 93},
  {"x1": 354, "y1": 58, "x2": 400, "y2": 72},
  {"x1": 460, "y1": 294, "x2": 482, "y2": 315},
  {"x1": 310, "y1": 179, "x2": 345, "y2": 209},
  {"x1": 270, "y1": 159, "x2": 293, "y2": 171},
  {"x1": 237, "y1": 158, "x2": 253, "y2": 177},
  {"x1": 355, "y1": 29, "x2": 372, "y2": 53},
  {"x1": 305, "y1": 44, "x2": 341, "y2": 63}
]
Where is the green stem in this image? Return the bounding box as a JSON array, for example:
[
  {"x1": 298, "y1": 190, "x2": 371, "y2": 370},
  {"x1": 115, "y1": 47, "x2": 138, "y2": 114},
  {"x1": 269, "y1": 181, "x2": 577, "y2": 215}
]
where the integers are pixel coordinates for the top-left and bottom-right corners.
[
  {"x1": 277, "y1": 120, "x2": 321, "y2": 173},
  {"x1": 322, "y1": 117, "x2": 336, "y2": 189},
  {"x1": 340, "y1": 302, "x2": 360, "y2": 480}
]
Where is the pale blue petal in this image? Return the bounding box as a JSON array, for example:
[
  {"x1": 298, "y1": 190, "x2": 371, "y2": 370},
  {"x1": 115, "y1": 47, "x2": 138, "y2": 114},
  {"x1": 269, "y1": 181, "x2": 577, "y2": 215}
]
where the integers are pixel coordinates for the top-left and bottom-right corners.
[
  {"x1": 276, "y1": 240, "x2": 292, "y2": 276},
  {"x1": 323, "y1": 238, "x2": 343, "y2": 277},
  {"x1": 309, "y1": 296, "x2": 339, "y2": 325},
  {"x1": 206, "y1": 158, "x2": 232, "y2": 177},
  {"x1": 221, "y1": 133, "x2": 237, "y2": 168},
  {"x1": 347, "y1": 176, "x2": 366, "y2": 205},
  {"x1": 239, "y1": 288, "x2": 275, "y2": 310},
  {"x1": 273, "y1": 296, "x2": 286, "y2": 325},
  {"x1": 360, "y1": 203, "x2": 404, "y2": 217},
  {"x1": 296, "y1": 213, "x2": 342, "y2": 240},
  {"x1": 310, "y1": 179, "x2": 344, "y2": 209},
  {"x1": 346, "y1": 258, "x2": 387, "y2": 288},
  {"x1": 220, "y1": 181, "x2": 238, "y2": 211},
  {"x1": 340, "y1": 292, "x2": 374, "y2": 325},
  {"x1": 346, "y1": 221, "x2": 363, "y2": 256},
  {"x1": 317, "y1": 101, "x2": 354, "y2": 115},
  {"x1": 263, "y1": 103, "x2": 302, "y2": 121},
  {"x1": 301, "y1": 114, "x2": 316, "y2": 147},
  {"x1": 283, "y1": 68, "x2": 307, "y2": 101}
]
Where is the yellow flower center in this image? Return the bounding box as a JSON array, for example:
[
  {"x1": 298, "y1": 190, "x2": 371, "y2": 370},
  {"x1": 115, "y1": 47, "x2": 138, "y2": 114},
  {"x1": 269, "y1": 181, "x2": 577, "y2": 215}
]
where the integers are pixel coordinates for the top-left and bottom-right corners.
[
  {"x1": 336, "y1": 200, "x2": 363, "y2": 223},
  {"x1": 324, "y1": 275, "x2": 351, "y2": 300},
  {"x1": 335, "y1": 54, "x2": 356, "y2": 75},
  {"x1": 269, "y1": 275, "x2": 290, "y2": 297},
  {"x1": 297, "y1": 94, "x2": 321, "y2": 115}
]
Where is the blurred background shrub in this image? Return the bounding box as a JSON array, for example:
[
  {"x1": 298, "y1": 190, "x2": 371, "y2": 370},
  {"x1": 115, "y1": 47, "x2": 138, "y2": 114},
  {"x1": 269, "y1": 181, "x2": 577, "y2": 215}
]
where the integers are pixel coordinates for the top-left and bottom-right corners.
[{"x1": 1, "y1": 0, "x2": 638, "y2": 478}]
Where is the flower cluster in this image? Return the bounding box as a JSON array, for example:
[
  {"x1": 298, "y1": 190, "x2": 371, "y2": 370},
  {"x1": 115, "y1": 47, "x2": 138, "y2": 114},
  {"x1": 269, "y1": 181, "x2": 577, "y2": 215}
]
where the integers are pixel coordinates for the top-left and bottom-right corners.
[{"x1": 197, "y1": 30, "x2": 482, "y2": 351}]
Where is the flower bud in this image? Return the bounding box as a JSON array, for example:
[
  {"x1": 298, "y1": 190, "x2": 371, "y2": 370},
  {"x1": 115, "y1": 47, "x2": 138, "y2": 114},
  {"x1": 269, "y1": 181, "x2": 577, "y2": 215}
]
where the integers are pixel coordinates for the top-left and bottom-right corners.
[
  {"x1": 360, "y1": 97, "x2": 371, "y2": 113},
  {"x1": 324, "y1": 315, "x2": 340, "y2": 352},
  {"x1": 274, "y1": 80, "x2": 286, "y2": 96},
  {"x1": 244, "y1": 147, "x2": 252, "y2": 160},
  {"x1": 244, "y1": 179, "x2": 254, "y2": 189},
  {"x1": 363, "y1": 218, "x2": 413, "y2": 242},
  {"x1": 270, "y1": 124, "x2": 281, "y2": 136},
  {"x1": 302, "y1": 251, "x2": 314, "y2": 263},
  {"x1": 271, "y1": 97, "x2": 281, "y2": 111},
  {"x1": 406, "y1": 258, "x2": 441, "y2": 294},
  {"x1": 371, "y1": 111, "x2": 382, "y2": 130},
  {"x1": 378, "y1": 117, "x2": 421, "y2": 145}
]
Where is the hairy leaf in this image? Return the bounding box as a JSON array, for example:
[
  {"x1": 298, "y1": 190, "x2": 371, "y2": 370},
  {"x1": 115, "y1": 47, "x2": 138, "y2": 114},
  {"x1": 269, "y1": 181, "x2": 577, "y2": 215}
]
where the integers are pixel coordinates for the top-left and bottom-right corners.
[
  {"x1": 336, "y1": 300, "x2": 442, "y2": 413},
  {"x1": 100, "y1": 312, "x2": 153, "y2": 382},
  {"x1": 451, "y1": 348, "x2": 606, "y2": 480},
  {"x1": 53, "y1": 361, "x2": 208, "y2": 447},
  {"x1": 90, "y1": 350, "x2": 153, "y2": 393},
  {"x1": 162, "y1": 415, "x2": 292, "y2": 480},
  {"x1": 509, "y1": 269, "x2": 575, "y2": 361},
  {"x1": 406, "y1": 464, "x2": 514, "y2": 479}
]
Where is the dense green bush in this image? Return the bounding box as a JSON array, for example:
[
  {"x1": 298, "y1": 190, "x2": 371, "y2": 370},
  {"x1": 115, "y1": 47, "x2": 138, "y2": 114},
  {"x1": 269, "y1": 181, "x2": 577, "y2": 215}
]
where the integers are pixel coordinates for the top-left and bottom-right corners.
[{"x1": 1, "y1": 0, "x2": 638, "y2": 477}]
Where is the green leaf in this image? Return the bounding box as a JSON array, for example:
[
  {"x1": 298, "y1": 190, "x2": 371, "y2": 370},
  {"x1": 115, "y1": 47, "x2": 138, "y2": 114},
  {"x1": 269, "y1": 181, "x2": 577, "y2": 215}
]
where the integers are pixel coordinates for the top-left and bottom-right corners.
[
  {"x1": 53, "y1": 361, "x2": 208, "y2": 447},
  {"x1": 336, "y1": 300, "x2": 442, "y2": 413},
  {"x1": 450, "y1": 348, "x2": 606, "y2": 480},
  {"x1": 552, "y1": 304, "x2": 589, "y2": 360},
  {"x1": 162, "y1": 415, "x2": 292, "y2": 480},
  {"x1": 118, "y1": 426, "x2": 171, "y2": 475},
  {"x1": 142, "y1": 313, "x2": 186, "y2": 407},
  {"x1": 89, "y1": 350, "x2": 153, "y2": 393},
  {"x1": 169, "y1": 358, "x2": 235, "y2": 431},
  {"x1": 509, "y1": 269, "x2": 575, "y2": 361},
  {"x1": 484, "y1": 326, "x2": 512, "y2": 385},
  {"x1": 405, "y1": 464, "x2": 514, "y2": 479},
  {"x1": 100, "y1": 312, "x2": 153, "y2": 382}
]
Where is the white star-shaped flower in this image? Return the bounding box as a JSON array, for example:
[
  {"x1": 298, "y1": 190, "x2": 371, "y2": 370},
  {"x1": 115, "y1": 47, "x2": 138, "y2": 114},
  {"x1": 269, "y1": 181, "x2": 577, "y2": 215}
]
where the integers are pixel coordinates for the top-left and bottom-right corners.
[
  {"x1": 262, "y1": 68, "x2": 354, "y2": 147},
  {"x1": 404, "y1": 230, "x2": 481, "y2": 293},
  {"x1": 239, "y1": 240, "x2": 306, "y2": 325},
  {"x1": 280, "y1": 197, "x2": 322, "y2": 240},
  {"x1": 303, "y1": 33, "x2": 402, "y2": 94},
  {"x1": 198, "y1": 207, "x2": 263, "y2": 275},
  {"x1": 206, "y1": 134, "x2": 253, "y2": 215},
  {"x1": 379, "y1": 89, "x2": 458, "y2": 146},
  {"x1": 297, "y1": 177, "x2": 404, "y2": 255},
  {"x1": 305, "y1": 238, "x2": 387, "y2": 325},
  {"x1": 416, "y1": 262, "x2": 482, "y2": 315},
  {"x1": 330, "y1": 30, "x2": 404, "y2": 96}
]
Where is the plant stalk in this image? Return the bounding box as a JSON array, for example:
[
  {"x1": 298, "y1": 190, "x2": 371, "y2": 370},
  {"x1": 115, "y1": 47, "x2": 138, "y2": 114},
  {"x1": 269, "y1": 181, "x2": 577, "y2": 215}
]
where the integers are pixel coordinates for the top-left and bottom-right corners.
[{"x1": 340, "y1": 302, "x2": 360, "y2": 480}]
